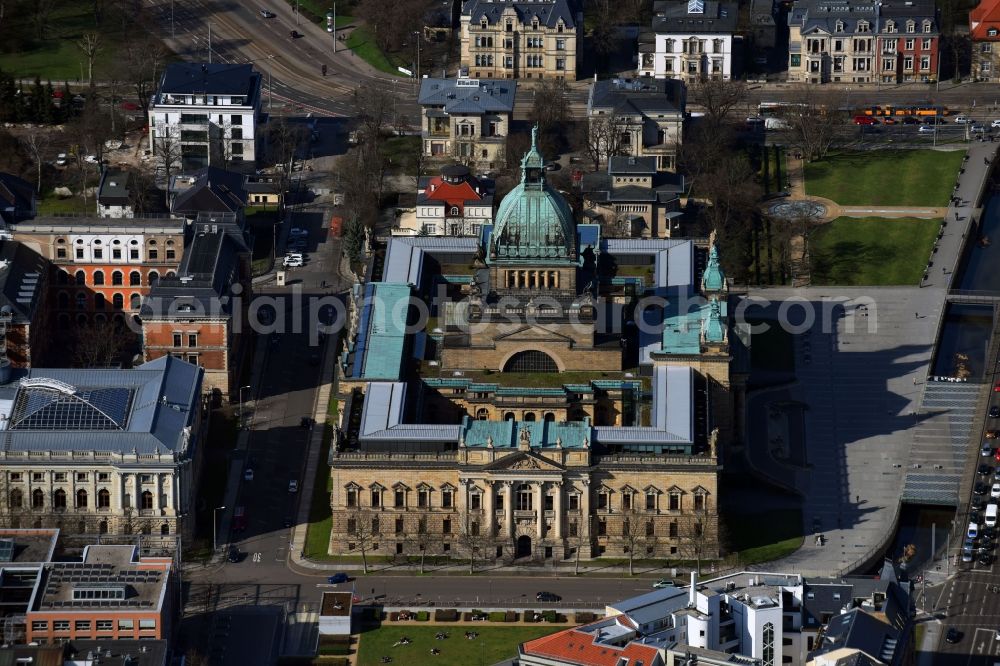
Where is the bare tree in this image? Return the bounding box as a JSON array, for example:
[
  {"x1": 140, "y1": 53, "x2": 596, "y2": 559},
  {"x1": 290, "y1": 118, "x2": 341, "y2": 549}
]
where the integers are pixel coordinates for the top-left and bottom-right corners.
[
  {"x1": 579, "y1": 112, "x2": 629, "y2": 171},
  {"x1": 30, "y1": 0, "x2": 57, "y2": 39},
  {"x1": 73, "y1": 319, "x2": 131, "y2": 367},
  {"x1": 404, "y1": 515, "x2": 441, "y2": 574},
  {"x1": 689, "y1": 79, "x2": 747, "y2": 131},
  {"x1": 152, "y1": 123, "x2": 182, "y2": 208},
  {"x1": 346, "y1": 508, "x2": 379, "y2": 574},
  {"x1": 19, "y1": 129, "x2": 49, "y2": 194},
  {"x1": 77, "y1": 32, "x2": 102, "y2": 84},
  {"x1": 617, "y1": 510, "x2": 656, "y2": 576},
  {"x1": 456, "y1": 511, "x2": 492, "y2": 574},
  {"x1": 268, "y1": 118, "x2": 306, "y2": 193},
  {"x1": 779, "y1": 85, "x2": 841, "y2": 163},
  {"x1": 128, "y1": 169, "x2": 157, "y2": 215},
  {"x1": 682, "y1": 518, "x2": 712, "y2": 576},
  {"x1": 124, "y1": 37, "x2": 168, "y2": 117}
]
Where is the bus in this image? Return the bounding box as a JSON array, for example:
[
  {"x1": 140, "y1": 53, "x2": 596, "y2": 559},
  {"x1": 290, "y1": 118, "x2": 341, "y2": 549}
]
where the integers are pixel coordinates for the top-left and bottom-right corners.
[
  {"x1": 859, "y1": 104, "x2": 949, "y2": 117},
  {"x1": 233, "y1": 506, "x2": 247, "y2": 533}
]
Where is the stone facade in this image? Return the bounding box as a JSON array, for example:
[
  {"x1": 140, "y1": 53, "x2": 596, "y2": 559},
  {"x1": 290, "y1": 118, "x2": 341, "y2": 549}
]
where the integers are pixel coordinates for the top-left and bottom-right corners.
[{"x1": 329, "y1": 444, "x2": 719, "y2": 562}]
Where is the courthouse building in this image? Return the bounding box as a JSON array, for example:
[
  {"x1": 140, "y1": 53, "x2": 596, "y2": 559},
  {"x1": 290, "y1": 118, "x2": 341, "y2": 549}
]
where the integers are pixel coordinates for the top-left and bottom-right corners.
[{"x1": 331, "y1": 130, "x2": 738, "y2": 563}]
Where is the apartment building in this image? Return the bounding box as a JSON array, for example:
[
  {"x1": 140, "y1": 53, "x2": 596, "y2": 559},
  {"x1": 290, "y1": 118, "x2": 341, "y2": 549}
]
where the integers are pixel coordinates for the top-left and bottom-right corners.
[
  {"x1": 971, "y1": 0, "x2": 1000, "y2": 80},
  {"x1": 406, "y1": 164, "x2": 494, "y2": 237},
  {"x1": 581, "y1": 156, "x2": 685, "y2": 238},
  {"x1": 460, "y1": 0, "x2": 582, "y2": 79},
  {"x1": 418, "y1": 77, "x2": 517, "y2": 168},
  {"x1": 148, "y1": 63, "x2": 262, "y2": 173},
  {"x1": 0, "y1": 356, "x2": 204, "y2": 538},
  {"x1": 787, "y1": 0, "x2": 939, "y2": 84},
  {"x1": 0, "y1": 241, "x2": 50, "y2": 368},
  {"x1": 637, "y1": 0, "x2": 739, "y2": 82}
]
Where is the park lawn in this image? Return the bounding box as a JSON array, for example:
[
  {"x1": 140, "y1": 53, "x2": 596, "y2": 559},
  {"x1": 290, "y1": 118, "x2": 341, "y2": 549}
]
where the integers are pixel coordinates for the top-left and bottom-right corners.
[
  {"x1": 281, "y1": 0, "x2": 355, "y2": 25},
  {"x1": 37, "y1": 192, "x2": 90, "y2": 215},
  {"x1": 804, "y1": 150, "x2": 964, "y2": 206},
  {"x1": 725, "y1": 508, "x2": 803, "y2": 565},
  {"x1": 810, "y1": 217, "x2": 940, "y2": 286},
  {"x1": 0, "y1": 1, "x2": 130, "y2": 80},
  {"x1": 356, "y1": 625, "x2": 558, "y2": 666},
  {"x1": 346, "y1": 26, "x2": 401, "y2": 75}
]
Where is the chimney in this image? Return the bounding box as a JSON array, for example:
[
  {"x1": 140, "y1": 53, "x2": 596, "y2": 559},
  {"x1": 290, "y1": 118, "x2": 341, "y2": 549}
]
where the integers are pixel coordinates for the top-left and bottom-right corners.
[{"x1": 689, "y1": 571, "x2": 696, "y2": 606}]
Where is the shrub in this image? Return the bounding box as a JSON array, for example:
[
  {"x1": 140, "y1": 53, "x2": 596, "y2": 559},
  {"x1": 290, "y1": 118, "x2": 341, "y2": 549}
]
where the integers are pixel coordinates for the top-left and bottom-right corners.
[
  {"x1": 523, "y1": 611, "x2": 540, "y2": 622},
  {"x1": 488, "y1": 611, "x2": 507, "y2": 622},
  {"x1": 435, "y1": 609, "x2": 459, "y2": 622},
  {"x1": 543, "y1": 610, "x2": 558, "y2": 623},
  {"x1": 505, "y1": 610, "x2": 518, "y2": 622},
  {"x1": 389, "y1": 612, "x2": 399, "y2": 621},
  {"x1": 574, "y1": 612, "x2": 596, "y2": 623},
  {"x1": 416, "y1": 611, "x2": 430, "y2": 621}
]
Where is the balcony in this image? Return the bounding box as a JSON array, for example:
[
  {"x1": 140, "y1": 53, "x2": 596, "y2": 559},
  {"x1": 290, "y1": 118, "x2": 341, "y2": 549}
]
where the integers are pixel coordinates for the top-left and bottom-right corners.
[{"x1": 514, "y1": 510, "x2": 537, "y2": 520}]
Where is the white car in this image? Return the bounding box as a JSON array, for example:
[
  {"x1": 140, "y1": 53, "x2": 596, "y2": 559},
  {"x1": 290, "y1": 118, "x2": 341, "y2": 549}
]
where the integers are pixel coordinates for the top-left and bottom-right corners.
[
  {"x1": 992, "y1": 119, "x2": 1000, "y2": 128},
  {"x1": 283, "y1": 257, "x2": 303, "y2": 268},
  {"x1": 991, "y1": 483, "x2": 1000, "y2": 499},
  {"x1": 289, "y1": 228, "x2": 308, "y2": 237},
  {"x1": 917, "y1": 125, "x2": 936, "y2": 134},
  {"x1": 244, "y1": 469, "x2": 254, "y2": 481},
  {"x1": 84, "y1": 155, "x2": 99, "y2": 164},
  {"x1": 55, "y1": 153, "x2": 67, "y2": 166},
  {"x1": 955, "y1": 115, "x2": 971, "y2": 124},
  {"x1": 288, "y1": 480, "x2": 299, "y2": 493}
]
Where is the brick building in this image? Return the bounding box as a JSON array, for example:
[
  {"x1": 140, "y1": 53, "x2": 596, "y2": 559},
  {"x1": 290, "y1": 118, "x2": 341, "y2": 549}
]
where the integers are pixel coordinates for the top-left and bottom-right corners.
[
  {"x1": 25, "y1": 544, "x2": 172, "y2": 644},
  {"x1": 140, "y1": 221, "x2": 251, "y2": 398},
  {"x1": 331, "y1": 132, "x2": 737, "y2": 563},
  {"x1": 972, "y1": 0, "x2": 1000, "y2": 80}
]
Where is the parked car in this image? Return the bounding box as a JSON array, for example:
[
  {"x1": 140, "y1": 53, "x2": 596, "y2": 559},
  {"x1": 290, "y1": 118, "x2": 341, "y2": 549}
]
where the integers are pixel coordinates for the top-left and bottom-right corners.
[
  {"x1": 288, "y1": 480, "x2": 298, "y2": 493},
  {"x1": 882, "y1": 116, "x2": 898, "y2": 125},
  {"x1": 983, "y1": 444, "x2": 994, "y2": 457},
  {"x1": 290, "y1": 30, "x2": 301, "y2": 38},
  {"x1": 535, "y1": 591, "x2": 560, "y2": 602},
  {"x1": 55, "y1": 153, "x2": 67, "y2": 166},
  {"x1": 980, "y1": 552, "x2": 995, "y2": 565},
  {"x1": 945, "y1": 627, "x2": 963, "y2": 643},
  {"x1": 260, "y1": 8, "x2": 275, "y2": 17},
  {"x1": 992, "y1": 119, "x2": 1000, "y2": 129},
  {"x1": 227, "y1": 547, "x2": 243, "y2": 563},
  {"x1": 853, "y1": 115, "x2": 879, "y2": 125},
  {"x1": 283, "y1": 257, "x2": 303, "y2": 268},
  {"x1": 917, "y1": 125, "x2": 936, "y2": 134},
  {"x1": 979, "y1": 463, "x2": 993, "y2": 476},
  {"x1": 975, "y1": 482, "x2": 990, "y2": 496},
  {"x1": 652, "y1": 579, "x2": 676, "y2": 588},
  {"x1": 972, "y1": 124, "x2": 987, "y2": 133},
  {"x1": 973, "y1": 497, "x2": 988, "y2": 511},
  {"x1": 962, "y1": 546, "x2": 974, "y2": 563},
  {"x1": 990, "y1": 405, "x2": 1000, "y2": 418},
  {"x1": 327, "y1": 573, "x2": 349, "y2": 584},
  {"x1": 987, "y1": 430, "x2": 1000, "y2": 439},
  {"x1": 970, "y1": 522, "x2": 980, "y2": 538},
  {"x1": 244, "y1": 469, "x2": 254, "y2": 481},
  {"x1": 990, "y1": 483, "x2": 999, "y2": 498},
  {"x1": 954, "y1": 115, "x2": 971, "y2": 124},
  {"x1": 902, "y1": 116, "x2": 922, "y2": 124}
]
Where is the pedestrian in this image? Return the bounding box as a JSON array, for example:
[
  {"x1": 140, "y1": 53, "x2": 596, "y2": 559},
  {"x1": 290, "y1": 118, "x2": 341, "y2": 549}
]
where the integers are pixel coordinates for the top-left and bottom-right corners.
[
  {"x1": 856, "y1": 494, "x2": 860, "y2": 503},
  {"x1": 915, "y1": 312, "x2": 918, "y2": 319}
]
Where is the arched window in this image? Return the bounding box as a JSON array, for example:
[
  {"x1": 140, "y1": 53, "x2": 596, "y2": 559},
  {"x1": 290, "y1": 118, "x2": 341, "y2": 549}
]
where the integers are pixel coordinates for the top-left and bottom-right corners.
[
  {"x1": 31, "y1": 489, "x2": 44, "y2": 508},
  {"x1": 76, "y1": 314, "x2": 88, "y2": 327},
  {"x1": 504, "y1": 412, "x2": 515, "y2": 421},
  {"x1": 94, "y1": 313, "x2": 107, "y2": 326},
  {"x1": 57, "y1": 292, "x2": 70, "y2": 309},
  {"x1": 161, "y1": 523, "x2": 170, "y2": 535},
  {"x1": 93, "y1": 270, "x2": 105, "y2": 286},
  {"x1": 450, "y1": 206, "x2": 460, "y2": 216},
  {"x1": 129, "y1": 271, "x2": 141, "y2": 286},
  {"x1": 476, "y1": 408, "x2": 489, "y2": 420},
  {"x1": 523, "y1": 412, "x2": 536, "y2": 422},
  {"x1": 9, "y1": 489, "x2": 22, "y2": 509},
  {"x1": 112, "y1": 271, "x2": 123, "y2": 286},
  {"x1": 57, "y1": 270, "x2": 68, "y2": 285},
  {"x1": 165, "y1": 271, "x2": 176, "y2": 279},
  {"x1": 76, "y1": 293, "x2": 87, "y2": 311},
  {"x1": 149, "y1": 271, "x2": 159, "y2": 285},
  {"x1": 503, "y1": 350, "x2": 558, "y2": 373},
  {"x1": 113, "y1": 293, "x2": 124, "y2": 309},
  {"x1": 130, "y1": 293, "x2": 141, "y2": 310},
  {"x1": 544, "y1": 412, "x2": 555, "y2": 422},
  {"x1": 97, "y1": 489, "x2": 110, "y2": 508},
  {"x1": 76, "y1": 489, "x2": 88, "y2": 508},
  {"x1": 53, "y1": 489, "x2": 66, "y2": 509},
  {"x1": 94, "y1": 293, "x2": 105, "y2": 310},
  {"x1": 74, "y1": 270, "x2": 85, "y2": 285},
  {"x1": 141, "y1": 491, "x2": 153, "y2": 509}
]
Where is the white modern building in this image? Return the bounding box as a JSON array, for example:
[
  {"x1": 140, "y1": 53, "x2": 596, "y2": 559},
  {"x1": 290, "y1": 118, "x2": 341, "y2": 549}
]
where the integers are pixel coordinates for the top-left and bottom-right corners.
[
  {"x1": 637, "y1": 0, "x2": 739, "y2": 82},
  {"x1": 148, "y1": 63, "x2": 263, "y2": 173}
]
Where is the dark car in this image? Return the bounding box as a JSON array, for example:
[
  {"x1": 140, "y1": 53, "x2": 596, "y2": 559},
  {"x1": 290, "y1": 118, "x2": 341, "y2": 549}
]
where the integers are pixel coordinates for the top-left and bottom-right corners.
[
  {"x1": 981, "y1": 552, "x2": 995, "y2": 565},
  {"x1": 227, "y1": 547, "x2": 243, "y2": 563},
  {"x1": 327, "y1": 573, "x2": 349, "y2": 584},
  {"x1": 973, "y1": 497, "x2": 988, "y2": 511},
  {"x1": 971, "y1": 511, "x2": 982, "y2": 524},
  {"x1": 991, "y1": 406, "x2": 1000, "y2": 418},
  {"x1": 902, "y1": 116, "x2": 922, "y2": 124},
  {"x1": 535, "y1": 591, "x2": 560, "y2": 602},
  {"x1": 988, "y1": 430, "x2": 1000, "y2": 440},
  {"x1": 945, "y1": 627, "x2": 963, "y2": 643},
  {"x1": 984, "y1": 525, "x2": 998, "y2": 538},
  {"x1": 975, "y1": 482, "x2": 990, "y2": 496},
  {"x1": 290, "y1": 30, "x2": 301, "y2": 38},
  {"x1": 980, "y1": 463, "x2": 994, "y2": 476}
]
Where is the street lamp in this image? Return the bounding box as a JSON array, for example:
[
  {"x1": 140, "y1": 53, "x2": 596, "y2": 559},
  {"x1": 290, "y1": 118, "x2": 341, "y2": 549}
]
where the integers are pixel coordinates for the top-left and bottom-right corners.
[
  {"x1": 238, "y1": 384, "x2": 251, "y2": 429},
  {"x1": 213, "y1": 505, "x2": 226, "y2": 553},
  {"x1": 412, "y1": 31, "x2": 422, "y2": 92}
]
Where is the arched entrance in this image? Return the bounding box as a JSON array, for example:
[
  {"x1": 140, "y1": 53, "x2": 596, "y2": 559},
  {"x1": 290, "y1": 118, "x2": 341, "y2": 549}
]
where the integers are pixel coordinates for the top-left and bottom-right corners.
[{"x1": 516, "y1": 535, "x2": 532, "y2": 558}]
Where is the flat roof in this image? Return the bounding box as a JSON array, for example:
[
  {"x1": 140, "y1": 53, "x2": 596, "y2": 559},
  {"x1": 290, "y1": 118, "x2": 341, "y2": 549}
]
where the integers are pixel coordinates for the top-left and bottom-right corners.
[
  {"x1": 0, "y1": 529, "x2": 59, "y2": 563},
  {"x1": 34, "y1": 545, "x2": 169, "y2": 613},
  {"x1": 321, "y1": 591, "x2": 353, "y2": 617}
]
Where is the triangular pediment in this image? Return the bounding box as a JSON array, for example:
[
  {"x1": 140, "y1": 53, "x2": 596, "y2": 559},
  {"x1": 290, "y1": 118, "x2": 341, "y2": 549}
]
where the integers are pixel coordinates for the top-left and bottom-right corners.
[
  {"x1": 484, "y1": 451, "x2": 565, "y2": 472},
  {"x1": 494, "y1": 324, "x2": 574, "y2": 343}
]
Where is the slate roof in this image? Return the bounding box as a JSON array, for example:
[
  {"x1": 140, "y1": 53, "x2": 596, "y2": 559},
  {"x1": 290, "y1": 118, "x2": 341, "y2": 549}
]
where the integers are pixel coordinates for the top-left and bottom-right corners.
[
  {"x1": 589, "y1": 78, "x2": 686, "y2": 117},
  {"x1": 0, "y1": 173, "x2": 35, "y2": 221},
  {"x1": 0, "y1": 241, "x2": 47, "y2": 323},
  {"x1": 462, "y1": 0, "x2": 578, "y2": 29},
  {"x1": 810, "y1": 609, "x2": 902, "y2": 665},
  {"x1": 157, "y1": 62, "x2": 260, "y2": 98},
  {"x1": 649, "y1": 0, "x2": 738, "y2": 33},
  {"x1": 419, "y1": 78, "x2": 517, "y2": 114},
  {"x1": 789, "y1": 0, "x2": 936, "y2": 35},
  {"x1": 172, "y1": 166, "x2": 247, "y2": 215},
  {"x1": 0, "y1": 355, "x2": 202, "y2": 456}
]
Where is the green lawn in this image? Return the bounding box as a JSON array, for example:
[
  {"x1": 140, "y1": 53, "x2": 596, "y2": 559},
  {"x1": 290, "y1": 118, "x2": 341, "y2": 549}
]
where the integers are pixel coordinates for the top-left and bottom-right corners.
[
  {"x1": 0, "y1": 1, "x2": 132, "y2": 80},
  {"x1": 725, "y1": 508, "x2": 803, "y2": 565},
  {"x1": 37, "y1": 192, "x2": 90, "y2": 215},
  {"x1": 357, "y1": 626, "x2": 558, "y2": 666},
  {"x1": 810, "y1": 217, "x2": 940, "y2": 286},
  {"x1": 303, "y1": 372, "x2": 342, "y2": 560},
  {"x1": 281, "y1": 0, "x2": 355, "y2": 26},
  {"x1": 345, "y1": 25, "x2": 401, "y2": 75},
  {"x1": 804, "y1": 150, "x2": 963, "y2": 206}
]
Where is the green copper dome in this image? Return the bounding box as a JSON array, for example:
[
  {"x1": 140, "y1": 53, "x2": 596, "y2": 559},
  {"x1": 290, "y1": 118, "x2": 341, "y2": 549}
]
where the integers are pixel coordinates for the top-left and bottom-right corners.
[{"x1": 489, "y1": 126, "x2": 576, "y2": 264}]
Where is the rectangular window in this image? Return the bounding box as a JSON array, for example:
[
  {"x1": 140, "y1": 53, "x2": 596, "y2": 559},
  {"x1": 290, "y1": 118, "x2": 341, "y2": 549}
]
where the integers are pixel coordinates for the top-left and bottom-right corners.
[
  {"x1": 669, "y1": 494, "x2": 680, "y2": 510},
  {"x1": 646, "y1": 494, "x2": 656, "y2": 510},
  {"x1": 346, "y1": 489, "x2": 357, "y2": 507},
  {"x1": 904, "y1": 56, "x2": 913, "y2": 69},
  {"x1": 597, "y1": 493, "x2": 608, "y2": 510},
  {"x1": 31, "y1": 621, "x2": 47, "y2": 632},
  {"x1": 54, "y1": 472, "x2": 66, "y2": 482},
  {"x1": 622, "y1": 493, "x2": 632, "y2": 510},
  {"x1": 394, "y1": 490, "x2": 404, "y2": 507},
  {"x1": 371, "y1": 489, "x2": 380, "y2": 507},
  {"x1": 117, "y1": 619, "x2": 134, "y2": 631},
  {"x1": 32, "y1": 472, "x2": 44, "y2": 482},
  {"x1": 555, "y1": 58, "x2": 566, "y2": 71},
  {"x1": 53, "y1": 620, "x2": 70, "y2": 632},
  {"x1": 694, "y1": 495, "x2": 705, "y2": 511},
  {"x1": 395, "y1": 518, "x2": 404, "y2": 533},
  {"x1": 905, "y1": 39, "x2": 914, "y2": 50},
  {"x1": 76, "y1": 473, "x2": 88, "y2": 482},
  {"x1": 130, "y1": 249, "x2": 139, "y2": 260},
  {"x1": 232, "y1": 128, "x2": 243, "y2": 140},
  {"x1": 57, "y1": 247, "x2": 66, "y2": 259},
  {"x1": 139, "y1": 619, "x2": 156, "y2": 630},
  {"x1": 597, "y1": 519, "x2": 607, "y2": 536},
  {"x1": 443, "y1": 518, "x2": 451, "y2": 534},
  {"x1": 231, "y1": 143, "x2": 244, "y2": 155},
  {"x1": 75, "y1": 620, "x2": 91, "y2": 632},
  {"x1": 231, "y1": 114, "x2": 242, "y2": 124},
  {"x1": 495, "y1": 493, "x2": 503, "y2": 511},
  {"x1": 470, "y1": 493, "x2": 481, "y2": 510},
  {"x1": 166, "y1": 249, "x2": 176, "y2": 260},
  {"x1": 418, "y1": 490, "x2": 428, "y2": 508},
  {"x1": 922, "y1": 38, "x2": 932, "y2": 49},
  {"x1": 98, "y1": 472, "x2": 110, "y2": 482},
  {"x1": 112, "y1": 248, "x2": 122, "y2": 260},
  {"x1": 140, "y1": 474, "x2": 152, "y2": 484},
  {"x1": 442, "y1": 490, "x2": 453, "y2": 508},
  {"x1": 75, "y1": 248, "x2": 84, "y2": 259},
  {"x1": 96, "y1": 620, "x2": 113, "y2": 632},
  {"x1": 187, "y1": 333, "x2": 198, "y2": 347},
  {"x1": 93, "y1": 248, "x2": 103, "y2": 259},
  {"x1": 149, "y1": 249, "x2": 158, "y2": 260},
  {"x1": 8, "y1": 472, "x2": 20, "y2": 482},
  {"x1": 568, "y1": 494, "x2": 579, "y2": 511},
  {"x1": 172, "y1": 333, "x2": 182, "y2": 347},
  {"x1": 921, "y1": 56, "x2": 930, "y2": 69},
  {"x1": 556, "y1": 38, "x2": 565, "y2": 50}
]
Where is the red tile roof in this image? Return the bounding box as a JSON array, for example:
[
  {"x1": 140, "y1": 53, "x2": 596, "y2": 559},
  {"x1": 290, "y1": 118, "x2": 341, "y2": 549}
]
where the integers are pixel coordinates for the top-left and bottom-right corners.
[
  {"x1": 971, "y1": 0, "x2": 1000, "y2": 40},
  {"x1": 520, "y1": 616, "x2": 662, "y2": 666},
  {"x1": 422, "y1": 176, "x2": 484, "y2": 215}
]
